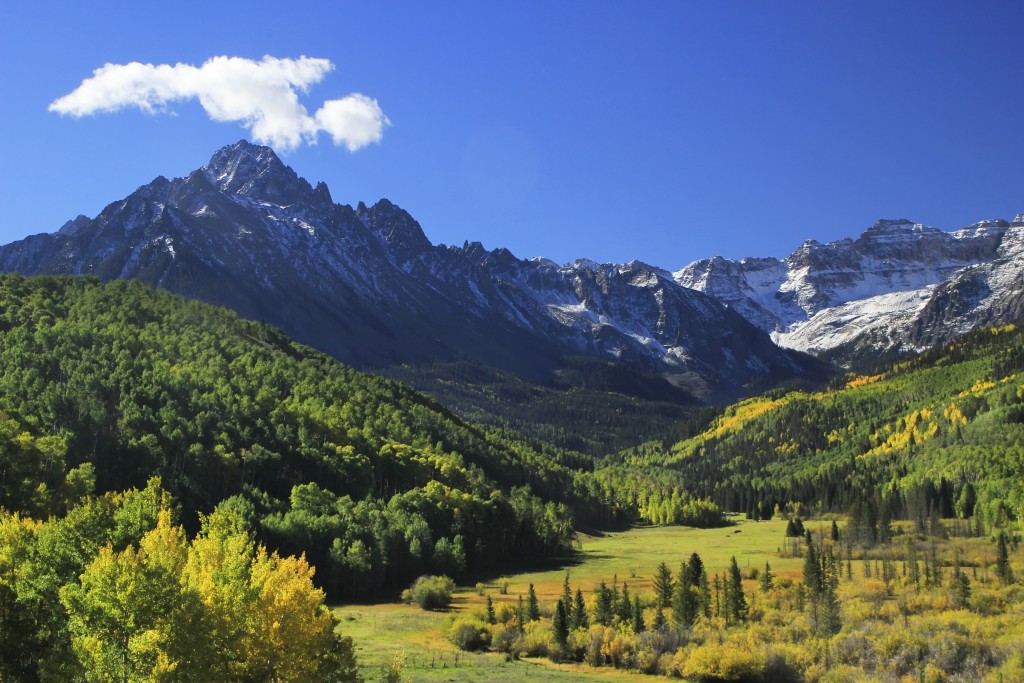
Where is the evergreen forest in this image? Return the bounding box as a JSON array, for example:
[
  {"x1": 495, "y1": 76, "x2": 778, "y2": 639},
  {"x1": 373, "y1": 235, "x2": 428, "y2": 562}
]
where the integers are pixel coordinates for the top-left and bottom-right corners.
[{"x1": 0, "y1": 273, "x2": 1021, "y2": 682}]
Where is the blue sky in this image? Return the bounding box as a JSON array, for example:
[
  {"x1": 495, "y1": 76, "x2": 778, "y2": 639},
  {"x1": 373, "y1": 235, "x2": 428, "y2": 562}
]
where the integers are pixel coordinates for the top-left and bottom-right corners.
[{"x1": 1, "y1": 1, "x2": 1022, "y2": 268}]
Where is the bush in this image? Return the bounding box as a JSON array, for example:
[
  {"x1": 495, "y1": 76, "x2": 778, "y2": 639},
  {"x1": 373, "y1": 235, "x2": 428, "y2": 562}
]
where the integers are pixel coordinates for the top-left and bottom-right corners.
[
  {"x1": 447, "y1": 617, "x2": 491, "y2": 651},
  {"x1": 681, "y1": 641, "x2": 767, "y2": 682},
  {"x1": 491, "y1": 625, "x2": 522, "y2": 655},
  {"x1": 401, "y1": 575, "x2": 456, "y2": 610},
  {"x1": 520, "y1": 620, "x2": 551, "y2": 658}
]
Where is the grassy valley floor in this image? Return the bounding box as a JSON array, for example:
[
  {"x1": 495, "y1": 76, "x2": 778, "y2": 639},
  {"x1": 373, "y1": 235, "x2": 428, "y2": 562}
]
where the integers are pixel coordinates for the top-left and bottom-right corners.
[
  {"x1": 335, "y1": 516, "x2": 1024, "y2": 682},
  {"x1": 335, "y1": 518, "x2": 805, "y2": 681}
]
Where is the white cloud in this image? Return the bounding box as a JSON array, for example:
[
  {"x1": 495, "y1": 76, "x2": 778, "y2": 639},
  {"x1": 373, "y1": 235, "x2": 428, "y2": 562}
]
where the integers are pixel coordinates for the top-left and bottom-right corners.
[{"x1": 49, "y1": 55, "x2": 389, "y2": 152}]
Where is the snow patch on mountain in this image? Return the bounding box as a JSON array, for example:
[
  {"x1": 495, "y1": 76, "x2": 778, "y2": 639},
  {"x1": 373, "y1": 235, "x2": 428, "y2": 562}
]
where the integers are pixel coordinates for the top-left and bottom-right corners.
[{"x1": 677, "y1": 216, "x2": 1021, "y2": 365}]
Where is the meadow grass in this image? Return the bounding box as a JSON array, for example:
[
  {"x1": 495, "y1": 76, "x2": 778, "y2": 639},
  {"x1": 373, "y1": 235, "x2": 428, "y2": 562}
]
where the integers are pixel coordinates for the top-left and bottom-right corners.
[{"x1": 335, "y1": 517, "x2": 798, "y2": 681}]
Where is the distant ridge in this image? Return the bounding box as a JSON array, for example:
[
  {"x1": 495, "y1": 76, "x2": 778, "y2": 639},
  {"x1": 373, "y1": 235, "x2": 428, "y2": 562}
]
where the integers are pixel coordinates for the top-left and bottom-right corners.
[{"x1": 676, "y1": 215, "x2": 1024, "y2": 367}]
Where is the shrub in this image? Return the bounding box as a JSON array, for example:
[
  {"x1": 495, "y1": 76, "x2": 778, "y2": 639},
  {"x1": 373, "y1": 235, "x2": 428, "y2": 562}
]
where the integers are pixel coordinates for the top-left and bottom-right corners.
[
  {"x1": 401, "y1": 575, "x2": 455, "y2": 610},
  {"x1": 447, "y1": 617, "x2": 491, "y2": 651},
  {"x1": 520, "y1": 620, "x2": 551, "y2": 657},
  {"x1": 681, "y1": 641, "x2": 767, "y2": 682},
  {"x1": 491, "y1": 625, "x2": 522, "y2": 655}
]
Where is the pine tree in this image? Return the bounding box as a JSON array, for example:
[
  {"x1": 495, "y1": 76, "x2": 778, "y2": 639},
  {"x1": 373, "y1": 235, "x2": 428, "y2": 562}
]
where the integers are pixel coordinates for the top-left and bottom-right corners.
[
  {"x1": 561, "y1": 572, "x2": 572, "y2": 612},
  {"x1": 821, "y1": 548, "x2": 842, "y2": 635},
  {"x1": 517, "y1": 595, "x2": 526, "y2": 633},
  {"x1": 785, "y1": 518, "x2": 797, "y2": 537},
  {"x1": 759, "y1": 561, "x2": 773, "y2": 592},
  {"x1": 831, "y1": 520, "x2": 840, "y2": 543},
  {"x1": 951, "y1": 553, "x2": 971, "y2": 609},
  {"x1": 632, "y1": 595, "x2": 645, "y2": 633},
  {"x1": 551, "y1": 599, "x2": 569, "y2": 646},
  {"x1": 527, "y1": 583, "x2": 541, "y2": 621},
  {"x1": 652, "y1": 605, "x2": 666, "y2": 631},
  {"x1": 672, "y1": 563, "x2": 698, "y2": 627},
  {"x1": 697, "y1": 567, "x2": 712, "y2": 618},
  {"x1": 996, "y1": 532, "x2": 1014, "y2": 585},
  {"x1": 803, "y1": 541, "x2": 822, "y2": 625},
  {"x1": 617, "y1": 582, "x2": 632, "y2": 624},
  {"x1": 594, "y1": 581, "x2": 613, "y2": 626},
  {"x1": 652, "y1": 561, "x2": 673, "y2": 609},
  {"x1": 571, "y1": 588, "x2": 588, "y2": 630},
  {"x1": 725, "y1": 556, "x2": 748, "y2": 624},
  {"x1": 687, "y1": 553, "x2": 705, "y2": 585},
  {"x1": 485, "y1": 595, "x2": 496, "y2": 624}
]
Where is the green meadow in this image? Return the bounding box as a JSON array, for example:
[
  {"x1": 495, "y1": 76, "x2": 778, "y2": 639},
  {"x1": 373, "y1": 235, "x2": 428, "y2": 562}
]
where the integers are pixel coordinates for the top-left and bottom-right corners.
[{"x1": 335, "y1": 518, "x2": 797, "y2": 681}]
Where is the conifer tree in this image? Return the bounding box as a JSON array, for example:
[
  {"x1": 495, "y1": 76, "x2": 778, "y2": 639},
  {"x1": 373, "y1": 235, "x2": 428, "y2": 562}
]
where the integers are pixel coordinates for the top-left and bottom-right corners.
[
  {"x1": 652, "y1": 561, "x2": 673, "y2": 609},
  {"x1": 672, "y1": 563, "x2": 698, "y2": 627},
  {"x1": 952, "y1": 553, "x2": 971, "y2": 609},
  {"x1": 821, "y1": 548, "x2": 841, "y2": 635},
  {"x1": 527, "y1": 583, "x2": 541, "y2": 621},
  {"x1": 996, "y1": 532, "x2": 1014, "y2": 585},
  {"x1": 594, "y1": 581, "x2": 613, "y2": 626},
  {"x1": 485, "y1": 595, "x2": 496, "y2": 624},
  {"x1": 725, "y1": 556, "x2": 748, "y2": 624},
  {"x1": 697, "y1": 566, "x2": 712, "y2": 618},
  {"x1": 687, "y1": 553, "x2": 705, "y2": 587},
  {"x1": 632, "y1": 595, "x2": 645, "y2": 633},
  {"x1": 561, "y1": 572, "x2": 572, "y2": 612},
  {"x1": 617, "y1": 583, "x2": 632, "y2": 624},
  {"x1": 572, "y1": 588, "x2": 588, "y2": 630},
  {"x1": 652, "y1": 605, "x2": 666, "y2": 631},
  {"x1": 759, "y1": 561, "x2": 773, "y2": 592},
  {"x1": 551, "y1": 599, "x2": 569, "y2": 646},
  {"x1": 831, "y1": 520, "x2": 840, "y2": 543}
]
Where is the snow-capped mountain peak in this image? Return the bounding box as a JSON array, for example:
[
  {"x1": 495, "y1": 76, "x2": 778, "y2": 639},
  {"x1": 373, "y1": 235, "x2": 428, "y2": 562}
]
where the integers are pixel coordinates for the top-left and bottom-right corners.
[
  {"x1": 0, "y1": 140, "x2": 818, "y2": 402},
  {"x1": 676, "y1": 215, "x2": 1024, "y2": 366}
]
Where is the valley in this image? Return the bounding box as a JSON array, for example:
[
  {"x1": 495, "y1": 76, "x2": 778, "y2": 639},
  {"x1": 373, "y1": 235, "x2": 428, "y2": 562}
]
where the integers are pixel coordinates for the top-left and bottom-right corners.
[
  {"x1": 0, "y1": 146, "x2": 1020, "y2": 682},
  {"x1": 337, "y1": 518, "x2": 1023, "y2": 682}
]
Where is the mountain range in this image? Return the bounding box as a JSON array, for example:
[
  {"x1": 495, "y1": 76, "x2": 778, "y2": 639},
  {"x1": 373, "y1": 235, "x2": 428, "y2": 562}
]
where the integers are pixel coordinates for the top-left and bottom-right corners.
[
  {"x1": 677, "y1": 215, "x2": 1024, "y2": 367},
  {"x1": 0, "y1": 141, "x2": 817, "y2": 403},
  {"x1": 0, "y1": 140, "x2": 1019, "y2": 404}
]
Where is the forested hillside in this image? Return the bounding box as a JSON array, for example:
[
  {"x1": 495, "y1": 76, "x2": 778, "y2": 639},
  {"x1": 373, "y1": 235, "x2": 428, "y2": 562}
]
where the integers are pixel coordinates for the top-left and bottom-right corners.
[
  {"x1": 0, "y1": 275, "x2": 720, "y2": 596},
  {"x1": 620, "y1": 324, "x2": 1024, "y2": 525}
]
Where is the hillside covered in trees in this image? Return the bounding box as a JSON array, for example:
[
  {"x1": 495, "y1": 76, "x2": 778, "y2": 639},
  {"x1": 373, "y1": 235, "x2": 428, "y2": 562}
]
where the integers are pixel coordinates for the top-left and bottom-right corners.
[
  {"x1": 619, "y1": 323, "x2": 1024, "y2": 527},
  {"x1": 0, "y1": 275, "x2": 723, "y2": 599}
]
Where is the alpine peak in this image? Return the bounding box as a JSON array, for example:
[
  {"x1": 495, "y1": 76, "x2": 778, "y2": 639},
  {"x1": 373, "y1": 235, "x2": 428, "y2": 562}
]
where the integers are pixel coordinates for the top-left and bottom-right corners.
[{"x1": 202, "y1": 140, "x2": 312, "y2": 204}]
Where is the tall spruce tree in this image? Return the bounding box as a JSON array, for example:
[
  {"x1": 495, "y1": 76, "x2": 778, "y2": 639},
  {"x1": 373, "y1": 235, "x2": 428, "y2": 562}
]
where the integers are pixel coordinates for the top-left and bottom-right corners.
[
  {"x1": 617, "y1": 583, "x2": 632, "y2": 624},
  {"x1": 996, "y1": 532, "x2": 1014, "y2": 585},
  {"x1": 551, "y1": 599, "x2": 569, "y2": 646},
  {"x1": 632, "y1": 595, "x2": 645, "y2": 633},
  {"x1": 653, "y1": 561, "x2": 674, "y2": 609},
  {"x1": 527, "y1": 583, "x2": 541, "y2": 621},
  {"x1": 594, "y1": 581, "x2": 613, "y2": 626},
  {"x1": 759, "y1": 561, "x2": 774, "y2": 592},
  {"x1": 725, "y1": 557, "x2": 748, "y2": 624},
  {"x1": 485, "y1": 595, "x2": 496, "y2": 625},
  {"x1": 571, "y1": 588, "x2": 588, "y2": 630}
]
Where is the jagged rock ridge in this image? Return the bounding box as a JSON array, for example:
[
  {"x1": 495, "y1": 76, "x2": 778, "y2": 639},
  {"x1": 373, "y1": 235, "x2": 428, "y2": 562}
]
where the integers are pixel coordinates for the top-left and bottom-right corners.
[
  {"x1": 0, "y1": 140, "x2": 817, "y2": 402},
  {"x1": 676, "y1": 215, "x2": 1024, "y2": 365}
]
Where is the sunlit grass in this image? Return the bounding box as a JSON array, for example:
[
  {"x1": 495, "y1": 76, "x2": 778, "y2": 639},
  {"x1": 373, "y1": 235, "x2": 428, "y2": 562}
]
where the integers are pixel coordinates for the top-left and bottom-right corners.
[{"x1": 335, "y1": 517, "x2": 797, "y2": 681}]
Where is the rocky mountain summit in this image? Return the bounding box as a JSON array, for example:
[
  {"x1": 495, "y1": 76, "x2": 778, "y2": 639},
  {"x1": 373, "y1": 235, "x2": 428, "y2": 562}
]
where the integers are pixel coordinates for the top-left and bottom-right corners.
[
  {"x1": 676, "y1": 215, "x2": 1024, "y2": 365},
  {"x1": 0, "y1": 141, "x2": 816, "y2": 402}
]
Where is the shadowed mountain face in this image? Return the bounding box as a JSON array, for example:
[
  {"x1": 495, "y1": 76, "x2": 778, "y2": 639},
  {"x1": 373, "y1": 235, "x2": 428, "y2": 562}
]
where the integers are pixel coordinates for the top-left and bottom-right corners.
[{"x1": 0, "y1": 140, "x2": 818, "y2": 403}]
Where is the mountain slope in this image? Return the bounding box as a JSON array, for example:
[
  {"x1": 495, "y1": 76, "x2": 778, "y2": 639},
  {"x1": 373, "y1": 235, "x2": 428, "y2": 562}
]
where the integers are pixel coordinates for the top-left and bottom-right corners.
[
  {"x1": 619, "y1": 322, "x2": 1024, "y2": 522},
  {"x1": 0, "y1": 274, "x2": 728, "y2": 596},
  {"x1": 0, "y1": 140, "x2": 819, "y2": 403},
  {"x1": 676, "y1": 216, "x2": 1024, "y2": 366}
]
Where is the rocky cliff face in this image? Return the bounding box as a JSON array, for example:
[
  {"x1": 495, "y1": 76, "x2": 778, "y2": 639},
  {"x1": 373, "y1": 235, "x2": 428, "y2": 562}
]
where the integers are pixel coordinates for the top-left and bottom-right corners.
[
  {"x1": 676, "y1": 216, "x2": 1023, "y2": 365},
  {"x1": 0, "y1": 141, "x2": 817, "y2": 401}
]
